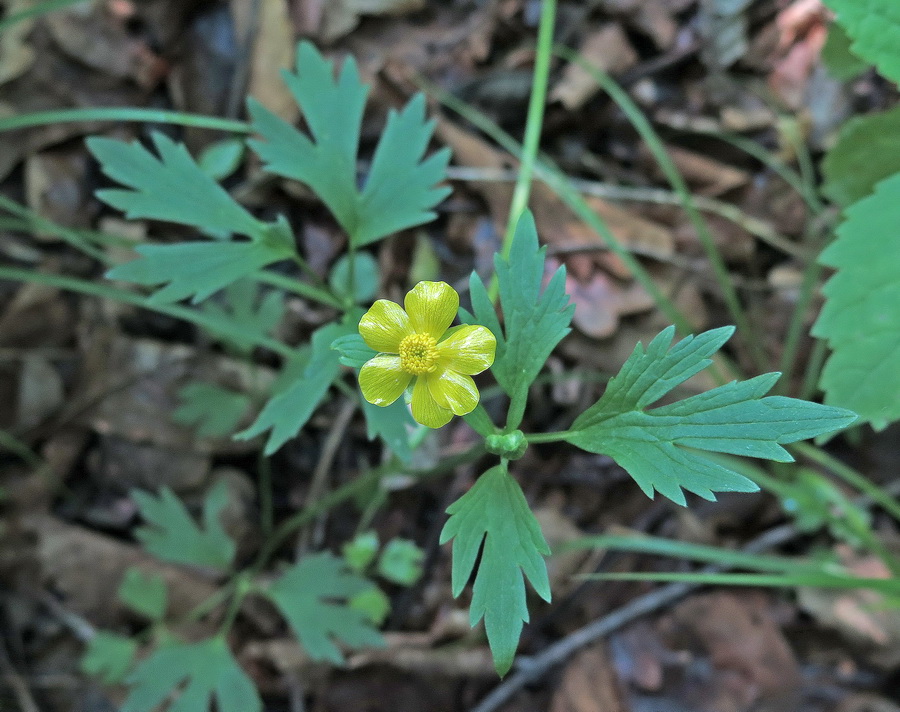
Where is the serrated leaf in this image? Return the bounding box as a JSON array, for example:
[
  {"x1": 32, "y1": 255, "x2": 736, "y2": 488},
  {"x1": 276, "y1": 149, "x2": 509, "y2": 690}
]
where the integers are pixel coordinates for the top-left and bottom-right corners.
[
  {"x1": 821, "y1": 22, "x2": 871, "y2": 81},
  {"x1": 812, "y1": 172, "x2": 900, "y2": 429},
  {"x1": 82, "y1": 632, "x2": 138, "y2": 684},
  {"x1": 173, "y1": 382, "x2": 252, "y2": 438},
  {"x1": 265, "y1": 552, "x2": 384, "y2": 664},
  {"x1": 824, "y1": 0, "x2": 900, "y2": 84},
  {"x1": 377, "y1": 538, "x2": 424, "y2": 586},
  {"x1": 332, "y1": 332, "x2": 377, "y2": 368},
  {"x1": 121, "y1": 637, "x2": 261, "y2": 712},
  {"x1": 464, "y1": 211, "x2": 574, "y2": 427},
  {"x1": 822, "y1": 105, "x2": 900, "y2": 206},
  {"x1": 200, "y1": 279, "x2": 285, "y2": 355},
  {"x1": 237, "y1": 321, "x2": 354, "y2": 454},
  {"x1": 248, "y1": 41, "x2": 448, "y2": 245},
  {"x1": 118, "y1": 568, "x2": 167, "y2": 620},
  {"x1": 439, "y1": 463, "x2": 551, "y2": 676},
  {"x1": 106, "y1": 219, "x2": 295, "y2": 305},
  {"x1": 565, "y1": 326, "x2": 858, "y2": 505},
  {"x1": 132, "y1": 480, "x2": 236, "y2": 571},
  {"x1": 88, "y1": 133, "x2": 262, "y2": 239}
]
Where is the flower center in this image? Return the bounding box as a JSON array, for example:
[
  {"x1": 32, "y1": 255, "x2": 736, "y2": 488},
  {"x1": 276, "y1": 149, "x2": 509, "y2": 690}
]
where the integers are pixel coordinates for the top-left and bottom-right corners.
[{"x1": 399, "y1": 333, "x2": 439, "y2": 374}]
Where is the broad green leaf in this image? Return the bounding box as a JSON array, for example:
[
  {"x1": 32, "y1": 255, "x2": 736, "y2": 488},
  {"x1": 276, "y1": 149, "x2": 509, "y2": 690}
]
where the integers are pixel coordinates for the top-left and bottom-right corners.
[
  {"x1": 88, "y1": 132, "x2": 262, "y2": 239},
  {"x1": 198, "y1": 138, "x2": 245, "y2": 180},
  {"x1": 342, "y1": 530, "x2": 380, "y2": 572},
  {"x1": 118, "y1": 568, "x2": 167, "y2": 620},
  {"x1": 564, "y1": 327, "x2": 858, "y2": 505},
  {"x1": 350, "y1": 587, "x2": 391, "y2": 626},
  {"x1": 81, "y1": 632, "x2": 138, "y2": 684},
  {"x1": 121, "y1": 637, "x2": 261, "y2": 712},
  {"x1": 265, "y1": 552, "x2": 384, "y2": 664},
  {"x1": 332, "y1": 332, "x2": 377, "y2": 368},
  {"x1": 824, "y1": 0, "x2": 900, "y2": 84},
  {"x1": 377, "y1": 538, "x2": 424, "y2": 586},
  {"x1": 464, "y1": 211, "x2": 574, "y2": 427},
  {"x1": 236, "y1": 321, "x2": 354, "y2": 454},
  {"x1": 812, "y1": 173, "x2": 900, "y2": 429},
  {"x1": 439, "y1": 463, "x2": 551, "y2": 676},
  {"x1": 248, "y1": 41, "x2": 449, "y2": 245},
  {"x1": 173, "y1": 382, "x2": 251, "y2": 438},
  {"x1": 822, "y1": 105, "x2": 900, "y2": 206},
  {"x1": 329, "y1": 252, "x2": 379, "y2": 303},
  {"x1": 131, "y1": 480, "x2": 236, "y2": 571},
  {"x1": 106, "y1": 219, "x2": 295, "y2": 304},
  {"x1": 821, "y1": 22, "x2": 870, "y2": 81},
  {"x1": 201, "y1": 279, "x2": 285, "y2": 355}
]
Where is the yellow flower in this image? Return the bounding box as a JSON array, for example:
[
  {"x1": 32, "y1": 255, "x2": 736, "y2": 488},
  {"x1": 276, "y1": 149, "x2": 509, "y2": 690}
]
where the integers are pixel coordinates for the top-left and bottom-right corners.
[{"x1": 358, "y1": 281, "x2": 496, "y2": 428}]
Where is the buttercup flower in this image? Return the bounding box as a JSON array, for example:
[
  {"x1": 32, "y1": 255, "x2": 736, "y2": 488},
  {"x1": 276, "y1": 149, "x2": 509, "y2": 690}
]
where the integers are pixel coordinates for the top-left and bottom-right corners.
[{"x1": 358, "y1": 281, "x2": 496, "y2": 428}]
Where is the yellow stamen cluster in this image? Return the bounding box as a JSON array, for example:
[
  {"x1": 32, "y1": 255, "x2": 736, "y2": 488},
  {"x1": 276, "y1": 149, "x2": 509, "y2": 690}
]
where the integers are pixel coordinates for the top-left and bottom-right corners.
[{"x1": 399, "y1": 333, "x2": 439, "y2": 374}]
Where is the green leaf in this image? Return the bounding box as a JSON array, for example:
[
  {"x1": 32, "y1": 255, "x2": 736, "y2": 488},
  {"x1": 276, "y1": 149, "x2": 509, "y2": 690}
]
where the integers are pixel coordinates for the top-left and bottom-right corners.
[
  {"x1": 88, "y1": 132, "x2": 262, "y2": 239},
  {"x1": 565, "y1": 326, "x2": 858, "y2": 505},
  {"x1": 82, "y1": 632, "x2": 138, "y2": 684},
  {"x1": 121, "y1": 637, "x2": 261, "y2": 712},
  {"x1": 332, "y1": 332, "x2": 377, "y2": 368},
  {"x1": 248, "y1": 41, "x2": 449, "y2": 245},
  {"x1": 821, "y1": 22, "x2": 871, "y2": 81},
  {"x1": 377, "y1": 538, "x2": 424, "y2": 586},
  {"x1": 131, "y1": 480, "x2": 236, "y2": 571},
  {"x1": 361, "y1": 395, "x2": 414, "y2": 462},
  {"x1": 824, "y1": 0, "x2": 900, "y2": 84},
  {"x1": 812, "y1": 172, "x2": 900, "y2": 429},
  {"x1": 200, "y1": 279, "x2": 285, "y2": 355},
  {"x1": 329, "y1": 252, "x2": 379, "y2": 303},
  {"x1": 439, "y1": 463, "x2": 551, "y2": 676},
  {"x1": 464, "y1": 211, "x2": 574, "y2": 428},
  {"x1": 236, "y1": 320, "x2": 354, "y2": 454},
  {"x1": 173, "y1": 382, "x2": 252, "y2": 438},
  {"x1": 822, "y1": 105, "x2": 900, "y2": 206},
  {"x1": 349, "y1": 587, "x2": 391, "y2": 626},
  {"x1": 342, "y1": 530, "x2": 380, "y2": 572},
  {"x1": 106, "y1": 218, "x2": 295, "y2": 304},
  {"x1": 265, "y1": 552, "x2": 384, "y2": 664},
  {"x1": 198, "y1": 138, "x2": 245, "y2": 180},
  {"x1": 118, "y1": 568, "x2": 167, "y2": 620}
]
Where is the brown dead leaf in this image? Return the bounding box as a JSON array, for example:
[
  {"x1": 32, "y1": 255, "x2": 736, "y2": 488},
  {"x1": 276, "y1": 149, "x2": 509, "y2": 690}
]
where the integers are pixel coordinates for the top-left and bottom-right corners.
[
  {"x1": 550, "y1": 644, "x2": 627, "y2": 712},
  {"x1": 550, "y1": 24, "x2": 638, "y2": 110},
  {"x1": 0, "y1": 281, "x2": 74, "y2": 348},
  {"x1": 30, "y1": 513, "x2": 220, "y2": 628},
  {"x1": 644, "y1": 144, "x2": 749, "y2": 197},
  {"x1": 309, "y1": 0, "x2": 426, "y2": 43},
  {"x1": 0, "y1": 0, "x2": 38, "y2": 86},
  {"x1": 566, "y1": 269, "x2": 655, "y2": 339},
  {"x1": 25, "y1": 149, "x2": 94, "y2": 238}
]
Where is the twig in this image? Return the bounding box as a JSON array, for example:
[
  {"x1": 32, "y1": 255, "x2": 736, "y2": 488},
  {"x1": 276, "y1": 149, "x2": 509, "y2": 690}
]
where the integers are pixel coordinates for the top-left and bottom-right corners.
[{"x1": 469, "y1": 524, "x2": 796, "y2": 712}]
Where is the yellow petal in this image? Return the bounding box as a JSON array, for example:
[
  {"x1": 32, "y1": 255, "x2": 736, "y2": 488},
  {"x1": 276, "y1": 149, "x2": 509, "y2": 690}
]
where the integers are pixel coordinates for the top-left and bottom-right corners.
[
  {"x1": 359, "y1": 300, "x2": 413, "y2": 353},
  {"x1": 360, "y1": 355, "x2": 412, "y2": 406},
  {"x1": 411, "y1": 375, "x2": 453, "y2": 428},
  {"x1": 426, "y1": 369, "x2": 479, "y2": 416},
  {"x1": 404, "y1": 281, "x2": 459, "y2": 340},
  {"x1": 437, "y1": 325, "x2": 497, "y2": 375}
]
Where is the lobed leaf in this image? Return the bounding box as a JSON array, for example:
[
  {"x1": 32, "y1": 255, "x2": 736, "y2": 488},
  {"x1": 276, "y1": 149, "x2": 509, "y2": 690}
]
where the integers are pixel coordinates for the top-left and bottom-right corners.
[
  {"x1": 440, "y1": 463, "x2": 551, "y2": 675},
  {"x1": 81, "y1": 632, "x2": 138, "y2": 685},
  {"x1": 117, "y1": 568, "x2": 167, "y2": 620},
  {"x1": 565, "y1": 327, "x2": 858, "y2": 505},
  {"x1": 131, "y1": 480, "x2": 236, "y2": 571},
  {"x1": 824, "y1": 0, "x2": 900, "y2": 84},
  {"x1": 265, "y1": 552, "x2": 384, "y2": 664},
  {"x1": 173, "y1": 382, "x2": 252, "y2": 438},
  {"x1": 812, "y1": 172, "x2": 900, "y2": 429},
  {"x1": 121, "y1": 638, "x2": 261, "y2": 712},
  {"x1": 464, "y1": 211, "x2": 574, "y2": 427}
]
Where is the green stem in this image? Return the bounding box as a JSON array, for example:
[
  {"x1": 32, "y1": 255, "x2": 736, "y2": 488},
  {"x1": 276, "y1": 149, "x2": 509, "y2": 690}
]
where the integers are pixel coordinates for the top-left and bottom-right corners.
[
  {"x1": 792, "y1": 442, "x2": 900, "y2": 523},
  {"x1": 554, "y1": 45, "x2": 766, "y2": 373},
  {"x1": 0, "y1": 195, "x2": 109, "y2": 263},
  {"x1": 799, "y1": 336, "x2": 828, "y2": 401},
  {"x1": 525, "y1": 430, "x2": 570, "y2": 443},
  {"x1": 0, "y1": 267, "x2": 297, "y2": 359},
  {"x1": 502, "y1": 0, "x2": 556, "y2": 258},
  {"x1": 258, "y1": 453, "x2": 274, "y2": 537},
  {"x1": 254, "y1": 270, "x2": 343, "y2": 309},
  {"x1": 0, "y1": 108, "x2": 249, "y2": 134},
  {"x1": 0, "y1": 0, "x2": 88, "y2": 32},
  {"x1": 776, "y1": 254, "x2": 823, "y2": 395}
]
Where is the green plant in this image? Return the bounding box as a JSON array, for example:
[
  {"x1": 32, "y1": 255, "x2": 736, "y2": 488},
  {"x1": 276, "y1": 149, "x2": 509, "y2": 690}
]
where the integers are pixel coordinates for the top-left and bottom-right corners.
[{"x1": 2, "y1": 2, "x2": 894, "y2": 707}]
